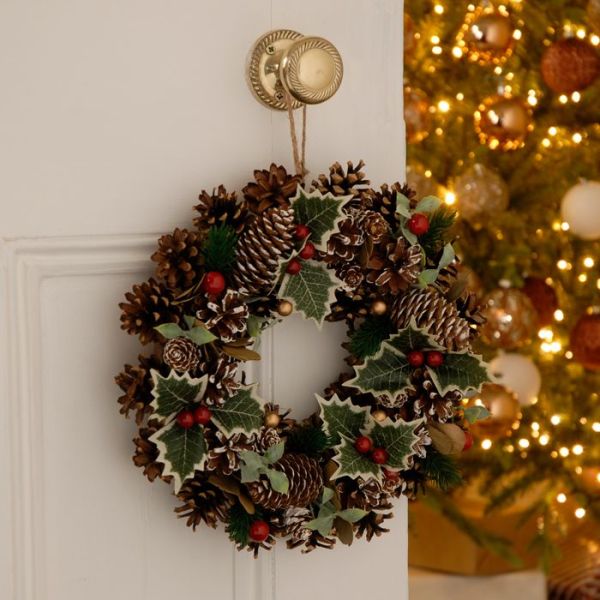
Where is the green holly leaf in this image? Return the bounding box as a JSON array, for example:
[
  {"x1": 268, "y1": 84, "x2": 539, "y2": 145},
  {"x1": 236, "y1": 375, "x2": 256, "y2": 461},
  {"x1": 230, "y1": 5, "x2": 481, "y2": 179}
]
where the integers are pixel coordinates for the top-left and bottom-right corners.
[
  {"x1": 464, "y1": 405, "x2": 491, "y2": 424},
  {"x1": 291, "y1": 187, "x2": 349, "y2": 250},
  {"x1": 386, "y1": 323, "x2": 442, "y2": 354},
  {"x1": 150, "y1": 370, "x2": 208, "y2": 419},
  {"x1": 150, "y1": 421, "x2": 207, "y2": 493},
  {"x1": 317, "y1": 394, "x2": 370, "y2": 446},
  {"x1": 337, "y1": 508, "x2": 368, "y2": 523},
  {"x1": 239, "y1": 443, "x2": 290, "y2": 494},
  {"x1": 211, "y1": 385, "x2": 265, "y2": 435},
  {"x1": 264, "y1": 440, "x2": 285, "y2": 464},
  {"x1": 366, "y1": 417, "x2": 426, "y2": 470},
  {"x1": 306, "y1": 514, "x2": 336, "y2": 537},
  {"x1": 331, "y1": 436, "x2": 382, "y2": 481},
  {"x1": 395, "y1": 193, "x2": 411, "y2": 218},
  {"x1": 154, "y1": 323, "x2": 185, "y2": 339},
  {"x1": 415, "y1": 195, "x2": 441, "y2": 213},
  {"x1": 279, "y1": 260, "x2": 339, "y2": 327},
  {"x1": 427, "y1": 352, "x2": 491, "y2": 396},
  {"x1": 184, "y1": 325, "x2": 217, "y2": 346},
  {"x1": 266, "y1": 469, "x2": 289, "y2": 494}
]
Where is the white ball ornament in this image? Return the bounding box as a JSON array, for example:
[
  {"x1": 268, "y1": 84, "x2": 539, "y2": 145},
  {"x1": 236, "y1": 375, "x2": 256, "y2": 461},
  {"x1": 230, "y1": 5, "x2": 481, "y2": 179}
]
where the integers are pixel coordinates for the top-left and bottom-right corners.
[
  {"x1": 560, "y1": 181, "x2": 600, "y2": 240},
  {"x1": 489, "y1": 352, "x2": 541, "y2": 406}
]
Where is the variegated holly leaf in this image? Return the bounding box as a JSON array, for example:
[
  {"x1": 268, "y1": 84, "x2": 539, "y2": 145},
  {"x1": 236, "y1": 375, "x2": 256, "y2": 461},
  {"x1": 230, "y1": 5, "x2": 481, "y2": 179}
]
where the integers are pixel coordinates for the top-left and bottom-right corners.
[
  {"x1": 211, "y1": 385, "x2": 264, "y2": 435},
  {"x1": 150, "y1": 370, "x2": 208, "y2": 419},
  {"x1": 317, "y1": 394, "x2": 370, "y2": 446},
  {"x1": 365, "y1": 417, "x2": 426, "y2": 470},
  {"x1": 279, "y1": 260, "x2": 339, "y2": 327},
  {"x1": 386, "y1": 323, "x2": 443, "y2": 354},
  {"x1": 464, "y1": 405, "x2": 491, "y2": 424},
  {"x1": 291, "y1": 187, "x2": 350, "y2": 251},
  {"x1": 426, "y1": 351, "x2": 490, "y2": 396},
  {"x1": 150, "y1": 420, "x2": 207, "y2": 493},
  {"x1": 331, "y1": 436, "x2": 382, "y2": 481}
]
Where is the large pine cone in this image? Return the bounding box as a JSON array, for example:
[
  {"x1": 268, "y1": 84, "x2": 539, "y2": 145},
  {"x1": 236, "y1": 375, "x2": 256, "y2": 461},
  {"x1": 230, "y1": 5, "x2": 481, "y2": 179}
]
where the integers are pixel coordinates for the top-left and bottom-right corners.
[
  {"x1": 243, "y1": 164, "x2": 301, "y2": 214},
  {"x1": 359, "y1": 182, "x2": 408, "y2": 227},
  {"x1": 324, "y1": 209, "x2": 364, "y2": 265},
  {"x1": 366, "y1": 238, "x2": 422, "y2": 294},
  {"x1": 230, "y1": 207, "x2": 295, "y2": 296},
  {"x1": 312, "y1": 160, "x2": 370, "y2": 205},
  {"x1": 390, "y1": 288, "x2": 471, "y2": 351},
  {"x1": 119, "y1": 278, "x2": 181, "y2": 345},
  {"x1": 193, "y1": 185, "x2": 247, "y2": 235},
  {"x1": 195, "y1": 290, "x2": 249, "y2": 342},
  {"x1": 133, "y1": 424, "x2": 164, "y2": 482},
  {"x1": 151, "y1": 228, "x2": 203, "y2": 290},
  {"x1": 163, "y1": 337, "x2": 201, "y2": 373},
  {"x1": 246, "y1": 453, "x2": 323, "y2": 510},
  {"x1": 175, "y1": 475, "x2": 234, "y2": 530}
]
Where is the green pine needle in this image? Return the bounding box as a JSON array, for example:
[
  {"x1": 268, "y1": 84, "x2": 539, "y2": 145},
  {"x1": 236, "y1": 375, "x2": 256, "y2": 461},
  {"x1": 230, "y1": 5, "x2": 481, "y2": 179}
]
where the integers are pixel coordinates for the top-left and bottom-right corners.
[
  {"x1": 225, "y1": 503, "x2": 254, "y2": 547},
  {"x1": 349, "y1": 316, "x2": 394, "y2": 359},
  {"x1": 418, "y1": 205, "x2": 456, "y2": 260},
  {"x1": 286, "y1": 426, "x2": 331, "y2": 456},
  {"x1": 422, "y1": 449, "x2": 463, "y2": 491},
  {"x1": 203, "y1": 225, "x2": 238, "y2": 273}
]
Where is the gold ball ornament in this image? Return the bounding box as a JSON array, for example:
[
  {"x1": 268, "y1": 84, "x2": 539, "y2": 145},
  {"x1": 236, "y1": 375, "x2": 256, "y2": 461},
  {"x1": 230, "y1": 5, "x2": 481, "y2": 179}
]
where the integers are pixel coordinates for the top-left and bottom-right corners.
[
  {"x1": 454, "y1": 163, "x2": 509, "y2": 227},
  {"x1": 371, "y1": 300, "x2": 388, "y2": 316},
  {"x1": 570, "y1": 312, "x2": 600, "y2": 371},
  {"x1": 277, "y1": 300, "x2": 293, "y2": 316},
  {"x1": 406, "y1": 163, "x2": 441, "y2": 199},
  {"x1": 372, "y1": 409, "x2": 387, "y2": 422},
  {"x1": 480, "y1": 288, "x2": 539, "y2": 349},
  {"x1": 264, "y1": 411, "x2": 281, "y2": 428},
  {"x1": 469, "y1": 383, "x2": 521, "y2": 441},
  {"x1": 462, "y1": 9, "x2": 515, "y2": 64},
  {"x1": 588, "y1": 0, "x2": 600, "y2": 34},
  {"x1": 474, "y1": 95, "x2": 533, "y2": 151},
  {"x1": 541, "y1": 38, "x2": 600, "y2": 95},
  {"x1": 580, "y1": 466, "x2": 600, "y2": 495},
  {"x1": 404, "y1": 87, "x2": 431, "y2": 144}
]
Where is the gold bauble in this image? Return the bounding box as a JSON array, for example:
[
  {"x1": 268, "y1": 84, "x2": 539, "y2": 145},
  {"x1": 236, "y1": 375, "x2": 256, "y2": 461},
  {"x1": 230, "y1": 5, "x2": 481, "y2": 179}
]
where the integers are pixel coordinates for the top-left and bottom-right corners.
[
  {"x1": 406, "y1": 163, "x2": 441, "y2": 199},
  {"x1": 474, "y1": 95, "x2": 533, "y2": 151},
  {"x1": 589, "y1": 0, "x2": 600, "y2": 34},
  {"x1": 463, "y1": 9, "x2": 515, "y2": 64},
  {"x1": 404, "y1": 87, "x2": 431, "y2": 144},
  {"x1": 454, "y1": 163, "x2": 509, "y2": 228},
  {"x1": 469, "y1": 383, "x2": 520, "y2": 441},
  {"x1": 372, "y1": 409, "x2": 387, "y2": 422},
  {"x1": 277, "y1": 300, "x2": 293, "y2": 317},
  {"x1": 480, "y1": 288, "x2": 538, "y2": 349},
  {"x1": 264, "y1": 412, "x2": 281, "y2": 428},
  {"x1": 371, "y1": 300, "x2": 388, "y2": 316},
  {"x1": 580, "y1": 467, "x2": 600, "y2": 495}
]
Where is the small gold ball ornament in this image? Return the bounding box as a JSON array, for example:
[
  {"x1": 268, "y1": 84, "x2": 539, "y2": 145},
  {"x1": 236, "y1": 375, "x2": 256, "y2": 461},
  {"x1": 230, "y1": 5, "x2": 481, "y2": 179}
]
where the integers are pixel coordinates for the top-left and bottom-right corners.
[
  {"x1": 404, "y1": 87, "x2": 431, "y2": 144},
  {"x1": 372, "y1": 409, "x2": 387, "y2": 422},
  {"x1": 462, "y1": 8, "x2": 515, "y2": 65},
  {"x1": 264, "y1": 412, "x2": 281, "y2": 428},
  {"x1": 474, "y1": 95, "x2": 533, "y2": 151},
  {"x1": 277, "y1": 300, "x2": 293, "y2": 317},
  {"x1": 469, "y1": 383, "x2": 521, "y2": 441},
  {"x1": 371, "y1": 300, "x2": 388, "y2": 316}
]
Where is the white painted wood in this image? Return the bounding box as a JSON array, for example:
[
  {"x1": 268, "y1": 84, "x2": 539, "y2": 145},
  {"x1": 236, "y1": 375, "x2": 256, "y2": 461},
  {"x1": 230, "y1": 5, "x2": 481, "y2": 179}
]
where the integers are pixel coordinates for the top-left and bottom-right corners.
[{"x1": 0, "y1": 1, "x2": 406, "y2": 598}]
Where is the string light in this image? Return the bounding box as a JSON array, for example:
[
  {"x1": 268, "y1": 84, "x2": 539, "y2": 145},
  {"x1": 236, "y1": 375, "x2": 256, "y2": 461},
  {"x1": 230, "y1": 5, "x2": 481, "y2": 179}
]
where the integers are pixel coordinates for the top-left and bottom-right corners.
[
  {"x1": 572, "y1": 132, "x2": 583, "y2": 144},
  {"x1": 551, "y1": 414, "x2": 562, "y2": 425},
  {"x1": 559, "y1": 447, "x2": 570, "y2": 457},
  {"x1": 592, "y1": 422, "x2": 600, "y2": 433},
  {"x1": 561, "y1": 222, "x2": 570, "y2": 231},
  {"x1": 432, "y1": 46, "x2": 443, "y2": 55},
  {"x1": 559, "y1": 95, "x2": 569, "y2": 104},
  {"x1": 572, "y1": 91, "x2": 581, "y2": 103},
  {"x1": 592, "y1": 34, "x2": 600, "y2": 46},
  {"x1": 554, "y1": 309, "x2": 564, "y2": 322},
  {"x1": 583, "y1": 257, "x2": 595, "y2": 268},
  {"x1": 434, "y1": 4, "x2": 445, "y2": 14},
  {"x1": 438, "y1": 100, "x2": 451, "y2": 113},
  {"x1": 452, "y1": 46, "x2": 463, "y2": 58},
  {"x1": 572, "y1": 444, "x2": 584, "y2": 455},
  {"x1": 575, "y1": 508, "x2": 586, "y2": 519},
  {"x1": 578, "y1": 274, "x2": 588, "y2": 283},
  {"x1": 444, "y1": 191, "x2": 456, "y2": 205},
  {"x1": 518, "y1": 438, "x2": 530, "y2": 449},
  {"x1": 481, "y1": 439, "x2": 493, "y2": 450},
  {"x1": 539, "y1": 434, "x2": 550, "y2": 446},
  {"x1": 557, "y1": 493, "x2": 567, "y2": 503}
]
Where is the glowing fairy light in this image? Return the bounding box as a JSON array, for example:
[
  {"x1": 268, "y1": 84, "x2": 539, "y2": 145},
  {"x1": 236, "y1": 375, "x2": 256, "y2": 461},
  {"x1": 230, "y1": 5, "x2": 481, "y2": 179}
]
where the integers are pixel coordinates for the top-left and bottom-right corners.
[
  {"x1": 554, "y1": 309, "x2": 564, "y2": 322},
  {"x1": 575, "y1": 508, "x2": 586, "y2": 519},
  {"x1": 551, "y1": 415, "x2": 561, "y2": 425},
  {"x1": 572, "y1": 444, "x2": 584, "y2": 455},
  {"x1": 539, "y1": 434, "x2": 550, "y2": 446},
  {"x1": 434, "y1": 4, "x2": 445, "y2": 14},
  {"x1": 481, "y1": 439, "x2": 493, "y2": 450},
  {"x1": 557, "y1": 493, "x2": 567, "y2": 503},
  {"x1": 438, "y1": 100, "x2": 451, "y2": 112},
  {"x1": 584, "y1": 257, "x2": 594, "y2": 268}
]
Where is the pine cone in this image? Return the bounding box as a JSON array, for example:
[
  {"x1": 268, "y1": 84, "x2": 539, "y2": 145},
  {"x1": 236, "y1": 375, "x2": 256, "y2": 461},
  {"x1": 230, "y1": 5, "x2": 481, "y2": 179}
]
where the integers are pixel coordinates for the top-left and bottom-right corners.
[
  {"x1": 230, "y1": 207, "x2": 295, "y2": 296},
  {"x1": 281, "y1": 506, "x2": 337, "y2": 552},
  {"x1": 204, "y1": 357, "x2": 240, "y2": 405},
  {"x1": 205, "y1": 430, "x2": 256, "y2": 475},
  {"x1": 356, "y1": 210, "x2": 390, "y2": 243},
  {"x1": 119, "y1": 278, "x2": 181, "y2": 345},
  {"x1": 196, "y1": 290, "x2": 248, "y2": 342},
  {"x1": 354, "y1": 511, "x2": 392, "y2": 541},
  {"x1": 403, "y1": 368, "x2": 462, "y2": 422},
  {"x1": 132, "y1": 424, "x2": 164, "y2": 482},
  {"x1": 326, "y1": 286, "x2": 374, "y2": 323},
  {"x1": 175, "y1": 475, "x2": 234, "y2": 529},
  {"x1": 312, "y1": 160, "x2": 369, "y2": 204},
  {"x1": 243, "y1": 164, "x2": 301, "y2": 214},
  {"x1": 151, "y1": 228, "x2": 203, "y2": 290},
  {"x1": 390, "y1": 287, "x2": 471, "y2": 351},
  {"x1": 324, "y1": 211, "x2": 364, "y2": 265},
  {"x1": 163, "y1": 337, "x2": 201, "y2": 373},
  {"x1": 337, "y1": 264, "x2": 365, "y2": 292},
  {"x1": 193, "y1": 185, "x2": 247, "y2": 235},
  {"x1": 246, "y1": 453, "x2": 323, "y2": 510},
  {"x1": 347, "y1": 478, "x2": 394, "y2": 511},
  {"x1": 360, "y1": 182, "x2": 404, "y2": 227},
  {"x1": 366, "y1": 238, "x2": 422, "y2": 294}
]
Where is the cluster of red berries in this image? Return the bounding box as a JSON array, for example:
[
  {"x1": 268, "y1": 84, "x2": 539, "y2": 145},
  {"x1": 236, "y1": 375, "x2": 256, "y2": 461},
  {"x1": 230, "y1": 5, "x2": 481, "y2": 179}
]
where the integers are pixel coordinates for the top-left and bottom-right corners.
[
  {"x1": 285, "y1": 223, "x2": 315, "y2": 275},
  {"x1": 176, "y1": 405, "x2": 212, "y2": 429},
  {"x1": 407, "y1": 349, "x2": 444, "y2": 368},
  {"x1": 354, "y1": 436, "x2": 389, "y2": 465}
]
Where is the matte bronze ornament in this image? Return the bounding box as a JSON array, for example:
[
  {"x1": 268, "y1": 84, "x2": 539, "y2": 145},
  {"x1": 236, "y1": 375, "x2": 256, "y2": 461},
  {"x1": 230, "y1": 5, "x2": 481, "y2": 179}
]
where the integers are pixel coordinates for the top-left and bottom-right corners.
[
  {"x1": 264, "y1": 411, "x2": 282, "y2": 428},
  {"x1": 461, "y1": 8, "x2": 515, "y2": 65},
  {"x1": 474, "y1": 95, "x2": 533, "y2": 151},
  {"x1": 570, "y1": 312, "x2": 600, "y2": 371},
  {"x1": 541, "y1": 38, "x2": 600, "y2": 94},
  {"x1": 277, "y1": 300, "x2": 294, "y2": 317},
  {"x1": 371, "y1": 300, "x2": 388, "y2": 316},
  {"x1": 469, "y1": 383, "x2": 521, "y2": 441},
  {"x1": 372, "y1": 409, "x2": 387, "y2": 422},
  {"x1": 404, "y1": 87, "x2": 431, "y2": 144}
]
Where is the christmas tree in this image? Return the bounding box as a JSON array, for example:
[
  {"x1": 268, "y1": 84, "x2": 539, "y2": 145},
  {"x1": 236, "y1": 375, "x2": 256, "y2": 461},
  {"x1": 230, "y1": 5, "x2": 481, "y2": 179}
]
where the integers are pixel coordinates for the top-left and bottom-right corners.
[{"x1": 405, "y1": 0, "x2": 600, "y2": 567}]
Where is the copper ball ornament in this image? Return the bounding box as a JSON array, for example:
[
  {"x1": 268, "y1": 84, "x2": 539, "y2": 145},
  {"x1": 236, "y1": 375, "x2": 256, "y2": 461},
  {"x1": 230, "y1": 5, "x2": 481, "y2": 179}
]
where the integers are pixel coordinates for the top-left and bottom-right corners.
[
  {"x1": 463, "y1": 10, "x2": 515, "y2": 64},
  {"x1": 277, "y1": 300, "x2": 293, "y2": 316},
  {"x1": 474, "y1": 95, "x2": 533, "y2": 151},
  {"x1": 570, "y1": 312, "x2": 600, "y2": 371},
  {"x1": 405, "y1": 87, "x2": 431, "y2": 144},
  {"x1": 469, "y1": 383, "x2": 521, "y2": 441},
  {"x1": 580, "y1": 467, "x2": 600, "y2": 495},
  {"x1": 454, "y1": 163, "x2": 509, "y2": 227},
  {"x1": 480, "y1": 288, "x2": 539, "y2": 349},
  {"x1": 522, "y1": 277, "x2": 558, "y2": 326},
  {"x1": 541, "y1": 38, "x2": 600, "y2": 94}
]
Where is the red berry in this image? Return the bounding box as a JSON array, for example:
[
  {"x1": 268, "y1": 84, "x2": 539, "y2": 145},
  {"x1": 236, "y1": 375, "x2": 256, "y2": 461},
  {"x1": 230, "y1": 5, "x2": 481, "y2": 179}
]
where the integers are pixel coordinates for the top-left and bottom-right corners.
[
  {"x1": 176, "y1": 410, "x2": 195, "y2": 429},
  {"x1": 295, "y1": 224, "x2": 310, "y2": 240},
  {"x1": 407, "y1": 213, "x2": 430, "y2": 236},
  {"x1": 426, "y1": 351, "x2": 444, "y2": 368},
  {"x1": 407, "y1": 350, "x2": 425, "y2": 367},
  {"x1": 299, "y1": 242, "x2": 316, "y2": 260},
  {"x1": 201, "y1": 271, "x2": 226, "y2": 295},
  {"x1": 286, "y1": 259, "x2": 302, "y2": 275},
  {"x1": 354, "y1": 436, "x2": 373, "y2": 454},
  {"x1": 463, "y1": 431, "x2": 474, "y2": 452},
  {"x1": 193, "y1": 405, "x2": 212, "y2": 426},
  {"x1": 371, "y1": 447, "x2": 389, "y2": 465},
  {"x1": 249, "y1": 520, "x2": 270, "y2": 542},
  {"x1": 383, "y1": 468, "x2": 400, "y2": 482}
]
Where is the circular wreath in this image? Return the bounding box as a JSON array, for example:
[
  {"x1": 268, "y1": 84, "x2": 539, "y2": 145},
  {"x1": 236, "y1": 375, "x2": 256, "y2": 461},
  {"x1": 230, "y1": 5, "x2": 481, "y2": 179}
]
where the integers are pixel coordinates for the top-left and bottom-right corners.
[{"x1": 116, "y1": 161, "x2": 491, "y2": 554}]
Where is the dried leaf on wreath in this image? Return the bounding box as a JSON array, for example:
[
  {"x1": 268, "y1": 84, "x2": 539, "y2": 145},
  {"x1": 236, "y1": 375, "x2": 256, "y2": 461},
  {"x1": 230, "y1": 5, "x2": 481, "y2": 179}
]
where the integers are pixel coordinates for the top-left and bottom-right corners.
[
  {"x1": 208, "y1": 474, "x2": 256, "y2": 514},
  {"x1": 427, "y1": 422, "x2": 466, "y2": 456},
  {"x1": 221, "y1": 345, "x2": 261, "y2": 361}
]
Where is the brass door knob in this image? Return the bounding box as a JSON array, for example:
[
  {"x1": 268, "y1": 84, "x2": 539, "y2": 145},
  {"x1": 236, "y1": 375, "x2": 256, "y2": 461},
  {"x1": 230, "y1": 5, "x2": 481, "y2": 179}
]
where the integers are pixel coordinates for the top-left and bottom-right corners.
[{"x1": 247, "y1": 29, "x2": 343, "y2": 110}]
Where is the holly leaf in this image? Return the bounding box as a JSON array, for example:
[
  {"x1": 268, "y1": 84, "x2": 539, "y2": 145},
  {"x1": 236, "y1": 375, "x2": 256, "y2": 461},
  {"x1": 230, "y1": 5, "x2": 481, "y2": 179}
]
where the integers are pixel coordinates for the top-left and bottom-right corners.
[
  {"x1": 337, "y1": 508, "x2": 368, "y2": 523},
  {"x1": 291, "y1": 187, "x2": 350, "y2": 250},
  {"x1": 464, "y1": 405, "x2": 491, "y2": 424},
  {"x1": 387, "y1": 323, "x2": 443, "y2": 354},
  {"x1": 266, "y1": 469, "x2": 289, "y2": 494},
  {"x1": 317, "y1": 394, "x2": 370, "y2": 446},
  {"x1": 264, "y1": 441, "x2": 285, "y2": 464},
  {"x1": 427, "y1": 351, "x2": 491, "y2": 396},
  {"x1": 150, "y1": 421, "x2": 207, "y2": 493},
  {"x1": 366, "y1": 417, "x2": 426, "y2": 470},
  {"x1": 331, "y1": 436, "x2": 382, "y2": 481},
  {"x1": 279, "y1": 260, "x2": 339, "y2": 328},
  {"x1": 395, "y1": 193, "x2": 411, "y2": 218},
  {"x1": 415, "y1": 195, "x2": 441, "y2": 213},
  {"x1": 150, "y1": 370, "x2": 208, "y2": 419},
  {"x1": 184, "y1": 325, "x2": 217, "y2": 346},
  {"x1": 211, "y1": 385, "x2": 265, "y2": 435},
  {"x1": 306, "y1": 514, "x2": 336, "y2": 537},
  {"x1": 154, "y1": 323, "x2": 185, "y2": 339}
]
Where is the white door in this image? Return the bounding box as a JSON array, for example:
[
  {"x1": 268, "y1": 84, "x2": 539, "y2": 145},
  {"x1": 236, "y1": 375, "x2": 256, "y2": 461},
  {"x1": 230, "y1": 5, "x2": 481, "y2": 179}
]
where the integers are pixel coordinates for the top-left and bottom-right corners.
[{"x1": 0, "y1": 2, "x2": 407, "y2": 599}]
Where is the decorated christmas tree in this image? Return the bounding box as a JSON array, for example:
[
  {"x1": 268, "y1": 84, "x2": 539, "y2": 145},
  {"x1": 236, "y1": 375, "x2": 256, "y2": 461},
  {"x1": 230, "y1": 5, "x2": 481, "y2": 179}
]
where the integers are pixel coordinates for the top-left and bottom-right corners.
[{"x1": 405, "y1": 0, "x2": 600, "y2": 572}]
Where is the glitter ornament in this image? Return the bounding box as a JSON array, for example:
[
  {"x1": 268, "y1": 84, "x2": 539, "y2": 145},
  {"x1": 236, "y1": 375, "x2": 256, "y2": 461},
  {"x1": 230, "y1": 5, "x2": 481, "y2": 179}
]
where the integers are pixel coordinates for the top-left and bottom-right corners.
[
  {"x1": 570, "y1": 312, "x2": 600, "y2": 371},
  {"x1": 474, "y1": 95, "x2": 533, "y2": 151},
  {"x1": 541, "y1": 38, "x2": 600, "y2": 94},
  {"x1": 405, "y1": 88, "x2": 431, "y2": 144},
  {"x1": 462, "y1": 8, "x2": 515, "y2": 64},
  {"x1": 469, "y1": 383, "x2": 521, "y2": 441}
]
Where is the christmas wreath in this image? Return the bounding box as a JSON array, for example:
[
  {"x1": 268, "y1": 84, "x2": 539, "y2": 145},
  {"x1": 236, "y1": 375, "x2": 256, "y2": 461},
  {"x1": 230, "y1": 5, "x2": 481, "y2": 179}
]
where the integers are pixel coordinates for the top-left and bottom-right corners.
[{"x1": 116, "y1": 161, "x2": 492, "y2": 554}]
